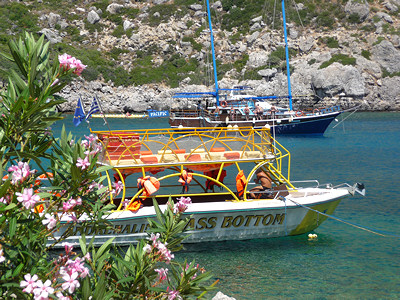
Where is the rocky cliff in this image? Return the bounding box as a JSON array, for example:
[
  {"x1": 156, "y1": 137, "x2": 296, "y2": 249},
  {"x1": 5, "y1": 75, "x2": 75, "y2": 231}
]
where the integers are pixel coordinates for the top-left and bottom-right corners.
[{"x1": 14, "y1": 0, "x2": 400, "y2": 112}]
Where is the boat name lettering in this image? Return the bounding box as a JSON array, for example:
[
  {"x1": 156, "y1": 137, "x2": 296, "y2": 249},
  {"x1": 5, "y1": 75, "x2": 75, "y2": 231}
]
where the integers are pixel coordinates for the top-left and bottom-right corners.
[
  {"x1": 71, "y1": 222, "x2": 149, "y2": 235},
  {"x1": 185, "y1": 214, "x2": 285, "y2": 230}
]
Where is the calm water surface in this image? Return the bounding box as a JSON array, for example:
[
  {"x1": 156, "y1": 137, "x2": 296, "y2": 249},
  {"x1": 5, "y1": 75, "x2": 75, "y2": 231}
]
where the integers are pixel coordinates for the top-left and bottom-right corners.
[{"x1": 55, "y1": 112, "x2": 400, "y2": 299}]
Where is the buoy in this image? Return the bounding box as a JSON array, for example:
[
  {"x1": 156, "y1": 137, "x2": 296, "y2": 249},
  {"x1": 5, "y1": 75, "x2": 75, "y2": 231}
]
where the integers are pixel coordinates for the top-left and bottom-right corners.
[
  {"x1": 178, "y1": 124, "x2": 183, "y2": 129},
  {"x1": 233, "y1": 124, "x2": 239, "y2": 130},
  {"x1": 277, "y1": 119, "x2": 281, "y2": 124},
  {"x1": 264, "y1": 124, "x2": 271, "y2": 129}
]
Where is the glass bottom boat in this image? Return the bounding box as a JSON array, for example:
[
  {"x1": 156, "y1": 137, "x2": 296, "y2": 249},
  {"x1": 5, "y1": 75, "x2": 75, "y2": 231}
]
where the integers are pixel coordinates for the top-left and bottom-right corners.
[{"x1": 53, "y1": 126, "x2": 364, "y2": 247}]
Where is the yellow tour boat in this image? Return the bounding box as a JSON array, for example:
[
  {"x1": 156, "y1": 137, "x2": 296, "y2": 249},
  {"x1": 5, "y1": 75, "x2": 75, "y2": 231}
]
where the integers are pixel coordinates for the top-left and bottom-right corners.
[{"x1": 55, "y1": 126, "x2": 364, "y2": 247}]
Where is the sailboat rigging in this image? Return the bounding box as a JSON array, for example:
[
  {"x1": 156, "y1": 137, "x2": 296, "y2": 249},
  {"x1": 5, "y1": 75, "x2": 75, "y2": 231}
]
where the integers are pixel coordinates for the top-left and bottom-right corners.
[{"x1": 169, "y1": 0, "x2": 343, "y2": 135}]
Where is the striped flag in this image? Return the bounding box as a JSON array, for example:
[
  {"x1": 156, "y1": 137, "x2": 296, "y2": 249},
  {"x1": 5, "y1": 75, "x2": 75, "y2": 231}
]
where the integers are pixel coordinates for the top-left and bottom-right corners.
[{"x1": 85, "y1": 97, "x2": 100, "y2": 120}]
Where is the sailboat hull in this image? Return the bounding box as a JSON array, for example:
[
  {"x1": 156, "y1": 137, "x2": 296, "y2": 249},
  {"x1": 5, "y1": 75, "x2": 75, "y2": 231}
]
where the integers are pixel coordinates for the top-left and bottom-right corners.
[{"x1": 169, "y1": 111, "x2": 341, "y2": 135}]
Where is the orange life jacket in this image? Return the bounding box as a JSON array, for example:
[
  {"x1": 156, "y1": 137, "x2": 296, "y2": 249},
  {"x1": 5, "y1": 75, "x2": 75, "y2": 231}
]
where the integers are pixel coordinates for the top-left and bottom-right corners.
[
  {"x1": 137, "y1": 176, "x2": 160, "y2": 198},
  {"x1": 178, "y1": 169, "x2": 193, "y2": 193},
  {"x1": 236, "y1": 170, "x2": 247, "y2": 197},
  {"x1": 126, "y1": 200, "x2": 142, "y2": 212},
  {"x1": 204, "y1": 169, "x2": 227, "y2": 191}
]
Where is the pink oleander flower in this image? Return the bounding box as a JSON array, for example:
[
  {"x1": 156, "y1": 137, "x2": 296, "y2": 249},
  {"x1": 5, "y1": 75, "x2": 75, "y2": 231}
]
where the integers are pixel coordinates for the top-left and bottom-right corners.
[
  {"x1": 16, "y1": 188, "x2": 41, "y2": 210},
  {"x1": 66, "y1": 212, "x2": 78, "y2": 223},
  {"x1": 167, "y1": 289, "x2": 181, "y2": 300},
  {"x1": 112, "y1": 181, "x2": 124, "y2": 196},
  {"x1": 64, "y1": 243, "x2": 73, "y2": 255},
  {"x1": 65, "y1": 257, "x2": 89, "y2": 279},
  {"x1": 174, "y1": 196, "x2": 192, "y2": 214},
  {"x1": 33, "y1": 279, "x2": 54, "y2": 299},
  {"x1": 8, "y1": 162, "x2": 36, "y2": 185},
  {"x1": 143, "y1": 244, "x2": 152, "y2": 254},
  {"x1": 42, "y1": 213, "x2": 57, "y2": 230},
  {"x1": 63, "y1": 197, "x2": 82, "y2": 212},
  {"x1": 56, "y1": 292, "x2": 70, "y2": 300},
  {"x1": 0, "y1": 197, "x2": 6, "y2": 204},
  {"x1": 20, "y1": 274, "x2": 39, "y2": 294},
  {"x1": 149, "y1": 233, "x2": 160, "y2": 248},
  {"x1": 80, "y1": 140, "x2": 89, "y2": 149},
  {"x1": 155, "y1": 268, "x2": 168, "y2": 282},
  {"x1": 62, "y1": 272, "x2": 80, "y2": 294},
  {"x1": 58, "y1": 53, "x2": 86, "y2": 76},
  {"x1": 76, "y1": 156, "x2": 90, "y2": 170},
  {"x1": 0, "y1": 248, "x2": 5, "y2": 263},
  {"x1": 84, "y1": 134, "x2": 97, "y2": 144},
  {"x1": 157, "y1": 242, "x2": 174, "y2": 264}
]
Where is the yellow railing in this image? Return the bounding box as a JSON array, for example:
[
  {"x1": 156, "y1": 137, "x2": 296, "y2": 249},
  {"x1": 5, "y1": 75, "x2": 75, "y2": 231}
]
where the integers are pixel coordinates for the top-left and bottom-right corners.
[{"x1": 91, "y1": 126, "x2": 292, "y2": 209}]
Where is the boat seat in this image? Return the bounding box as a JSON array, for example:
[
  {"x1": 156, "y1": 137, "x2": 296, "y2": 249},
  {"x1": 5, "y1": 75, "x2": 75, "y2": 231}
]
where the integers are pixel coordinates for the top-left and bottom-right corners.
[
  {"x1": 139, "y1": 156, "x2": 158, "y2": 164},
  {"x1": 140, "y1": 150, "x2": 153, "y2": 156},
  {"x1": 244, "y1": 151, "x2": 262, "y2": 158},
  {"x1": 173, "y1": 149, "x2": 186, "y2": 154},
  {"x1": 184, "y1": 154, "x2": 202, "y2": 162},
  {"x1": 210, "y1": 147, "x2": 226, "y2": 152},
  {"x1": 160, "y1": 154, "x2": 180, "y2": 163},
  {"x1": 224, "y1": 152, "x2": 241, "y2": 160}
]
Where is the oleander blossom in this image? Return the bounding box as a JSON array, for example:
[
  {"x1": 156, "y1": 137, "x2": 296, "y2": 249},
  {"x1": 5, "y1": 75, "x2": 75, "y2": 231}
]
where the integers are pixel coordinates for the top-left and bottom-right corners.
[
  {"x1": 33, "y1": 279, "x2": 54, "y2": 299},
  {"x1": 155, "y1": 268, "x2": 168, "y2": 282},
  {"x1": 112, "y1": 181, "x2": 124, "y2": 196},
  {"x1": 174, "y1": 196, "x2": 192, "y2": 214},
  {"x1": 76, "y1": 156, "x2": 90, "y2": 170},
  {"x1": 16, "y1": 188, "x2": 41, "y2": 210},
  {"x1": 167, "y1": 288, "x2": 181, "y2": 300},
  {"x1": 8, "y1": 162, "x2": 36, "y2": 185},
  {"x1": 58, "y1": 53, "x2": 86, "y2": 76},
  {"x1": 20, "y1": 274, "x2": 39, "y2": 294},
  {"x1": 42, "y1": 213, "x2": 57, "y2": 230},
  {"x1": 144, "y1": 233, "x2": 174, "y2": 263}
]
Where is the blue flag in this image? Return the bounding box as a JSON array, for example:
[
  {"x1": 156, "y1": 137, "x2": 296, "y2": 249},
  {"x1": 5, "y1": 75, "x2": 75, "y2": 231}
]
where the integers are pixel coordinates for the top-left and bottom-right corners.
[
  {"x1": 86, "y1": 97, "x2": 101, "y2": 120},
  {"x1": 73, "y1": 98, "x2": 86, "y2": 127}
]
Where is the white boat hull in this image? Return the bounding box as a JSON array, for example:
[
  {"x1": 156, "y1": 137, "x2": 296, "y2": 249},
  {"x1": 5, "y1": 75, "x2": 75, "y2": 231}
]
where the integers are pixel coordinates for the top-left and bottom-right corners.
[{"x1": 51, "y1": 187, "x2": 348, "y2": 247}]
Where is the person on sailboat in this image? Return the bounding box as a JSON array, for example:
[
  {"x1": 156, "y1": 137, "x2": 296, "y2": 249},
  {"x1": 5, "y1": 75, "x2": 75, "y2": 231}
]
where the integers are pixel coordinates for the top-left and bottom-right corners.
[
  {"x1": 249, "y1": 169, "x2": 273, "y2": 199},
  {"x1": 244, "y1": 104, "x2": 250, "y2": 120},
  {"x1": 229, "y1": 106, "x2": 236, "y2": 120},
  {"x1": 254, "y1": 104, "x2": 263, "y2": 120}
]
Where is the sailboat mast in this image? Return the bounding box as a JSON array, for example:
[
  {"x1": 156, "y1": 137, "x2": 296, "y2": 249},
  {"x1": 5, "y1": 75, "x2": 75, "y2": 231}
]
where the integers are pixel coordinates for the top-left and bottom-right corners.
[
  {"x1": 205, "y1": 0, "x2": 220, "y2": 106},
  {"x1": 281, "y1": 0, "x2": 293, "y2": 111}
]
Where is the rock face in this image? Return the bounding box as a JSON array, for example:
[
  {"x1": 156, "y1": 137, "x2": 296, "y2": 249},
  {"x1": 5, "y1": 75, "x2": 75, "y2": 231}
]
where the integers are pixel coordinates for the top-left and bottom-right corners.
[
  {"x1": 372, "y1": 40, "x2": 400, "y2": 73},
  {"x1": 345, "y1": 0, "x2": 370, "y2": 21},
  {"x1": 312, "y1": 63, "x2": 365, "y2": 98},
  {"x1": 38, "y1": 0, "x2": 399, "y2": 112}
]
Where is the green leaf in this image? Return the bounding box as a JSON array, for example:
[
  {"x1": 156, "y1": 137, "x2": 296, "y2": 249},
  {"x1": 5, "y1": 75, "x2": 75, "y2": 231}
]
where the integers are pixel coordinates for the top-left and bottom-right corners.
[
  {"x1": 9, "y1": 217, "x2": 17, "y2": 239},
  {"x1": 94, "y1": 237, "x2": 115, "y2": 261},
  {"x1": 79, "y1": 235, "x2": 87, "y2": 255},
  {"x1": 12, "y1": 263, "x2": 24, "y2": 277}
]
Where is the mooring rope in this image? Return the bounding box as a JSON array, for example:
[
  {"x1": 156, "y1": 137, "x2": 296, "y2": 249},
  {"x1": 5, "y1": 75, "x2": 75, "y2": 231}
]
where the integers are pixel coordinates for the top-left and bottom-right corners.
[{"x1": 285, "y1": 197, "x2": 400, "y2": 238}]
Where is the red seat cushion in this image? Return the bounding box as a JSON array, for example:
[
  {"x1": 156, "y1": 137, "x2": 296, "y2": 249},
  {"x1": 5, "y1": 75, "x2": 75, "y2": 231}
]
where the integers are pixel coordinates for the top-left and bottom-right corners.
[
  {"x1": 224, "y1": 152, "x2": 240, "y2": 159},
  {"x1": 184, "y1": 154, "x2": 201, "y2": 161},
  {"x1": 140, "y1": 156, "x2": 158, "y2": 164},
  {"x1": 210, "y1": 147, "x2": 226, "y2": 152}
]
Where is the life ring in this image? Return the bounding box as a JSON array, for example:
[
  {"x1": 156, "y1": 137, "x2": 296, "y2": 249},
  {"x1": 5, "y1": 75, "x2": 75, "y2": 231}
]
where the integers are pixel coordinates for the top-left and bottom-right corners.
[
  {"x1": 313, "y1": 108, "x2": 319, "y2": 114},
  {"x1": 295, "y1": 110, "x2": 304, "y2": 117},
  {"x1": 221, "y1": 101, "x2": 228, "y2": 108}
]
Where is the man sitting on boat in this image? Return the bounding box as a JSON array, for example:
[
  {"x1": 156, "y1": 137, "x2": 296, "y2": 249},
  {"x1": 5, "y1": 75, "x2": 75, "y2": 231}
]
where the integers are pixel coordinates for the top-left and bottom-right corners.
[{"x1": 249, "y1": 169, "x2": 273, "y2": 199}]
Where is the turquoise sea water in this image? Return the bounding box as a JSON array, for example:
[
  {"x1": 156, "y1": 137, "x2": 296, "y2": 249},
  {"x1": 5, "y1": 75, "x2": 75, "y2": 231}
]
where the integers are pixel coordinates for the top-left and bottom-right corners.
[{"x1": 55, "y1": 112, "x2": 400, "y2": 299}]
